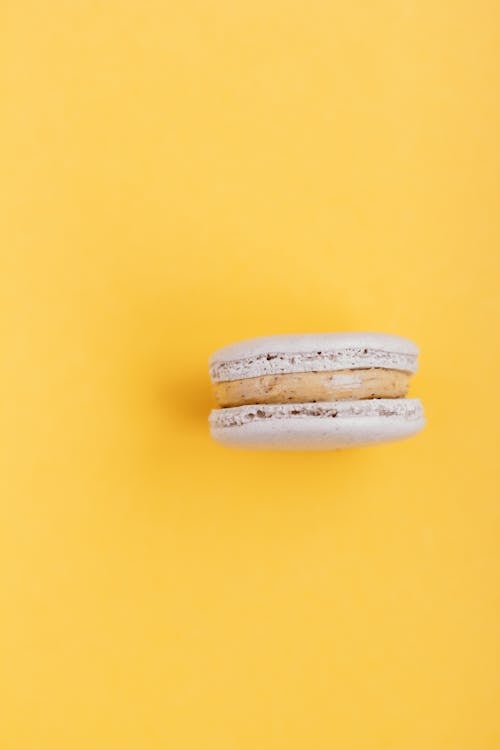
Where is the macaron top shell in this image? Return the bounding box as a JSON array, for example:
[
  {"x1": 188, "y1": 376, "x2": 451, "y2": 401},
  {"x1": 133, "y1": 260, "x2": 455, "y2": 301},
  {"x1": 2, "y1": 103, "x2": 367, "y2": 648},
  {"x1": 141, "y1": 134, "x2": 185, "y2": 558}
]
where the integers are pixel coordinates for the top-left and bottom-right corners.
[{"x1": 210, "y1": 332, "x2": 419, "y2": 382}]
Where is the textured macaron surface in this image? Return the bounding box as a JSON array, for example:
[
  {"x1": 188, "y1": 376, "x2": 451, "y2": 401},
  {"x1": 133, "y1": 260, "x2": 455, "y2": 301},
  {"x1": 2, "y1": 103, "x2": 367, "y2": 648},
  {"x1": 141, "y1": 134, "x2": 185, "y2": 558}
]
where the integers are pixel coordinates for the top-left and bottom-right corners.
[
  {"x1": 210, "y1": 398, "x2": 423, "y2": 429},
  {"x1": 210, "y1": 333, "x2": 418, "y2": 382},
  {"x1": 209, "y1": 399, "x2": 425, "y2": 450}
]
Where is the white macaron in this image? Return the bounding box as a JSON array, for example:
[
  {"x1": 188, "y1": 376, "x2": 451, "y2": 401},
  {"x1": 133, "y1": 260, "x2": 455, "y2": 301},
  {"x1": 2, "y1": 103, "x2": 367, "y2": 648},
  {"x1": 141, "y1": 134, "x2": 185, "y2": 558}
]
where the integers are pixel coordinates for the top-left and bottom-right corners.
[{"x1": 209, "y1": 333, "x2": 425, "y2": 450}]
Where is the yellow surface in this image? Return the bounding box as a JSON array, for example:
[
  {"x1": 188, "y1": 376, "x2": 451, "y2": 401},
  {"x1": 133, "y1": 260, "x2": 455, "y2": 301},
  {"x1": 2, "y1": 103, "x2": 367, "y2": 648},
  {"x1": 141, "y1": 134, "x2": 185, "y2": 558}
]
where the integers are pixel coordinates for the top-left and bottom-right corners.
[{"x1": 1, "y1": 1, "x2": 499, "y2": 748}]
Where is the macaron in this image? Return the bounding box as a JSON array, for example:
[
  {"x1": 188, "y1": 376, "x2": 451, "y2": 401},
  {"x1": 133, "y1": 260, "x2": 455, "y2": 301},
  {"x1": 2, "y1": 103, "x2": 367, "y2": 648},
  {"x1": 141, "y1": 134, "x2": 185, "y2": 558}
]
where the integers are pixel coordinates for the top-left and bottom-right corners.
[{"x1": 209, "y1": 333, "x2": 425, "y2": 450}]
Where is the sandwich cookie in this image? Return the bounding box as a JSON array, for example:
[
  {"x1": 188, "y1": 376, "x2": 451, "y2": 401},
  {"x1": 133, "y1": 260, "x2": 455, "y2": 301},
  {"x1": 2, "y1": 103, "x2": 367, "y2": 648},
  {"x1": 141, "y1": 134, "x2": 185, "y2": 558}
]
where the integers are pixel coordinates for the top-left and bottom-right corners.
[{"x1": 209, "y1": 333, "x2": 424, "y2": 450}]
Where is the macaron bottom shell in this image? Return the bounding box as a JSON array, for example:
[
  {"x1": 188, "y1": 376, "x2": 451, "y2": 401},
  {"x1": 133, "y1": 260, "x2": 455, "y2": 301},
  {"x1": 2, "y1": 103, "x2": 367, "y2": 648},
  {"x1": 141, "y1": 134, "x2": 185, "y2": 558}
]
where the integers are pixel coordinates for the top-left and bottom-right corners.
[{"x1": 210, "y1": 399, "x2": 425, "y2": 451}]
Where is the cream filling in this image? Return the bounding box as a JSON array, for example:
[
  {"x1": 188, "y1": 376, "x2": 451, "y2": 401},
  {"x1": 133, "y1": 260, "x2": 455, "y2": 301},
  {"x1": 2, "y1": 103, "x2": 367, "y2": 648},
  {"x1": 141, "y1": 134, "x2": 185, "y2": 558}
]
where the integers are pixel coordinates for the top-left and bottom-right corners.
[{"x1": 213, "y1": 368, "x2": 410, "y2": 408}]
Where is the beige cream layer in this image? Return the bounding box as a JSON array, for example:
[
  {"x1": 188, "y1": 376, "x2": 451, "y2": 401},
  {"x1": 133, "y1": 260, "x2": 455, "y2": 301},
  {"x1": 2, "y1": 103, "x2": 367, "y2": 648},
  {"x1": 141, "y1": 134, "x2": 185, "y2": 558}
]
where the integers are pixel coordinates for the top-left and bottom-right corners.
[{"x1": 213, "y1": 368, "x2": 410, "y2": 408}]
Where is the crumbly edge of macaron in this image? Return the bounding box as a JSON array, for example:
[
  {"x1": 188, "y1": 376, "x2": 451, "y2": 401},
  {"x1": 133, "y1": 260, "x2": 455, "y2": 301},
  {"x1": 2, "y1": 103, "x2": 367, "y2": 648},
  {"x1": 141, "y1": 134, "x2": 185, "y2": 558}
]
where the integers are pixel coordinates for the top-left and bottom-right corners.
[
  {"x1": 210, "y1": 348, "x2": 418, "y2": 382},
  {"x1": 210, "y1": 398, "x2": 424, "y2": 428}
]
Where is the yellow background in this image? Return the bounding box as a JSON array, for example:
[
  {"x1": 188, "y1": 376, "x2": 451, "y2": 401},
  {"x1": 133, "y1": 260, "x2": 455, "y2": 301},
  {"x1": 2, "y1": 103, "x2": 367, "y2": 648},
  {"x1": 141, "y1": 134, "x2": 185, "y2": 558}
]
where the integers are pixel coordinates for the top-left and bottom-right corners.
[{"x1": 1, "y1": 1, "x2": 499, "y2": 748}]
